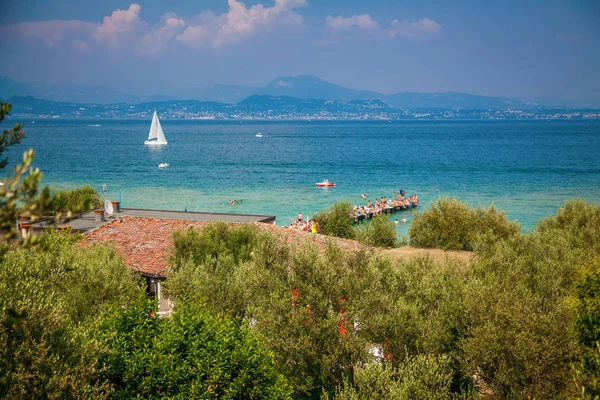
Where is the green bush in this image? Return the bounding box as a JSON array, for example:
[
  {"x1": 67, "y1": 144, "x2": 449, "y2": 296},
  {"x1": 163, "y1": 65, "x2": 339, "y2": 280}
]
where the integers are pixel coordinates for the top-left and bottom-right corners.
[
  {"x1": 537, "y1": 199, "x2": 600, "y2": 256},
  {"x1": 52, "y1": 184, "x2": 103, "y2": 214},
  {"x1": 409, "y1": 197, "x2": 520, "y2": 251},
  {"x1": 171, "y1": 221, "x2": 259, "y2": 268},
  {"x1": 461, "y1": 232, "x2": 581, "y2": 398},
  {"x1": 167, "y1": 223, "x2": 263, "y2": 318},
  {"x1": 4, "y1": 198, "x2": 599, "y2": 399},
  {"x1": 573, "y1": 257, "x2": 600, "y2": 397},
  {"x1": 98, "y1": 302, "x2": 291, "y2": 399},
  {"x1": 31, "y1": 184, "x2": 103, "y2": 215},
  {"x1": 166, "y1": 223, "x2": 474, "y2": 398},
  {"x1": 327, "y1": 355, "x2": 455, "y2": 400},
  {"x1": 354, "y1": 214, "x2": 397, "y2": 247},
  {"x1": 313, "y1": 201, "x2": 355, "y2": 239},
  {"x1": 0, "y1": 230, "x2": 143, "y2": 399}
]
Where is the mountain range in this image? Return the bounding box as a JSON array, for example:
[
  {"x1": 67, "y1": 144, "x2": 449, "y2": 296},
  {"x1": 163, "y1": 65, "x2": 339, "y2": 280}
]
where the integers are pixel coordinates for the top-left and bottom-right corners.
[
  {"x1": 2, "y1": 74, "x2": 599, "y2": 109},
  {"x1": 5, "y1": 94, "x2": 598, "y2": 121}
]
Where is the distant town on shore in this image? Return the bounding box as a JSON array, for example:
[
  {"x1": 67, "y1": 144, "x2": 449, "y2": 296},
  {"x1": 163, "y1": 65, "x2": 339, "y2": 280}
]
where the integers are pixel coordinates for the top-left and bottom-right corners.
[{"x1": 2, "y1": 74, "x2": 599, "y2": 120}]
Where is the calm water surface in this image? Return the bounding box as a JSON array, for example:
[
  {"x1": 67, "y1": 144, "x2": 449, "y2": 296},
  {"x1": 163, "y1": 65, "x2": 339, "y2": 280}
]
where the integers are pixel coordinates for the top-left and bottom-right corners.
[{"x1": 6, "y1": 119, "x2": 600, "y2": 236}]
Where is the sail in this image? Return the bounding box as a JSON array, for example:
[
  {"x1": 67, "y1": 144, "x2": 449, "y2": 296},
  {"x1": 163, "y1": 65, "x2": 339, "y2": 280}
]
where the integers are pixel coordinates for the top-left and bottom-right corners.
[{"x1": 146, "y1": 111, "x2": 167, "y2": 144}]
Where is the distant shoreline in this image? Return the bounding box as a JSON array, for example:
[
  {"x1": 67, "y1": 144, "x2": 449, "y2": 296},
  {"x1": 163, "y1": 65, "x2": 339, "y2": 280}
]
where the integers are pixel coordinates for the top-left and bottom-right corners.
[{"x1": 10, "y1": 116, "x2": 600, "y2": 122}]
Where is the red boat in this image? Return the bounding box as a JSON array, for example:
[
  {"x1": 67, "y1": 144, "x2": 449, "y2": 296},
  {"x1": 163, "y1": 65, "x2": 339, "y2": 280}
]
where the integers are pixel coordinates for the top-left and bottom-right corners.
[{"x1": 316, "y1": 180, "x2": 336, "y2": 187}]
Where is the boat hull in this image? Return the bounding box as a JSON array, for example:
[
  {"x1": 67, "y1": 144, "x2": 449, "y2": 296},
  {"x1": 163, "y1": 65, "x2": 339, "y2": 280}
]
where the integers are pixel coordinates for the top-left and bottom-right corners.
[
  {"x1": 145, "y1": 140, "x2": 167, "y2": 145},
  {"x1": 316, "y1": 183, "x2": 336, "y2": 187}
]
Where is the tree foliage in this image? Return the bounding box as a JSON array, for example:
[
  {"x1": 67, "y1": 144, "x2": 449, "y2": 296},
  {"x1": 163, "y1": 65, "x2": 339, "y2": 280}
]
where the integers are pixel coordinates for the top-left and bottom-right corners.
[
  {"x1": 327, "y1": 355, "x2": 456, "y2": 400},
  {"x1": 0, "y1": 102, "x2": 89, "y2": 249},
  {"x1": 573, "y1": 257, "x2": 600, "y2": 397},
  {"x1": 458, "y1": 200, "x2": 600, "y2": 398},
  {"x1": 0, "y1": 103, "x2": 24, "y2": 169},
  {"x1": 354, "y1": 214, "x2": 397, "y2": 248},
  {"x1": 98, "y1": 302, "x2": 292, "y2": 399},
  {"x1": 165, "y1": 200, "x2": 600, "y2": 398},
  {"x1": 0, "y1": 230, "x2": 143, "y2": 399},
  {"x1": 165, "y1": 223, "x2": 472, "y2": 398},
  {"x1": 47, "y1": 184, "x2": 103, "y2": 214},
  {"x1": 409, "y1": 197, "x2": 520, "y2": 251},
  {"x1": 313, "y1": 201, "x2": 356, "y2": 239}
]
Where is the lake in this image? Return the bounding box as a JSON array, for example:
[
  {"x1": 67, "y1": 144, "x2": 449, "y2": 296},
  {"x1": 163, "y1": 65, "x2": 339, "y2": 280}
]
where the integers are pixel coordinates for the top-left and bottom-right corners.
[{"x1": 6, "y1": 119, "x2": 600, "y2": 236}]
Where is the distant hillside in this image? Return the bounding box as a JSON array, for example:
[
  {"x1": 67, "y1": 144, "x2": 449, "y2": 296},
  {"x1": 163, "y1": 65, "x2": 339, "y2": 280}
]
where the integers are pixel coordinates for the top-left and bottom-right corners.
[
  {"x1": 5, "y1": 94, "x2": 597, "y2": 120},
  {"x1": 177, "y1": 84, "x2": 256, "y2": 104},
  {"x1": 27, "y1": 82, "x2": 144, "y2": 104},
  {"x1": 1, "y1": 74, "x2": 553, "y2": 110},
  {"x1": 237, "y1": 94, "x2": 392, "y2": 114},
  {"x1": 519, "y1": 96, "x2": 600, "y2": 109},
  {"x1": 0, "y1": 76, "x2": 151, "y2": 104},
  {"x1": 6, "y1": 96, "x2": 232, "y2": 118},
  {"x1": 383, "y1": 91, "x2": 528, "y2": 109},
  {"x1": 0, "y1": 76, "x2": 34, "y2": 98},
  {"x1": 6, "y1": 94, "x2": 392, "y2": 119},
  {"x1": 256, "y1": 75, "x2": 380, "y2": 101}
]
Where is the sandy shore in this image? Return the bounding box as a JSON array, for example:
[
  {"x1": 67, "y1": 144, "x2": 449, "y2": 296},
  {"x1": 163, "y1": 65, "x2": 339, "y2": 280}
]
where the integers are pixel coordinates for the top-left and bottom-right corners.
[{"x1": 381, "y1": 245, "x2": 473, "y2": 264}]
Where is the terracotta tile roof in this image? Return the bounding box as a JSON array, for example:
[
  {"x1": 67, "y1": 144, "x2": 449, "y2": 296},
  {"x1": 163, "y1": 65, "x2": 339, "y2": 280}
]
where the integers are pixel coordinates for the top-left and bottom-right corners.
[{"x1": 83, "y1": 216, "x2": 368, "y2": 277}]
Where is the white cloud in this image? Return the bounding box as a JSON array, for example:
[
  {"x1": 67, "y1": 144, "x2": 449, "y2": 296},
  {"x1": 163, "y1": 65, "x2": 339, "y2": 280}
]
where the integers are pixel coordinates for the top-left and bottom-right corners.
[
  {"x1": 94, "y1": 4, "x2": 144, "y2": 48},
  {"x1": 321, "y1": 14, "x2": 441, "y2": 45},
  {"x1": 388, "y1": 18, "x2": 441, "y2": 39},
  {"x1": 71, "y1": 39, "x2": 91, "y2": 53},
  {"x1": 176, "y1": 25, "x2": 209, "y2": 47},
  {"x1": 325, "y1": 14, "x2": 379, "y2": 31},
  {"x1": 177, "y1": 0, "x2": 306, "y2": 48},
  {"x1": 137, "y1": 14, "x2": 186, "y2": 54},
  {"x1": 2, "y1": 1, "x2": 306, "y2": 53}
]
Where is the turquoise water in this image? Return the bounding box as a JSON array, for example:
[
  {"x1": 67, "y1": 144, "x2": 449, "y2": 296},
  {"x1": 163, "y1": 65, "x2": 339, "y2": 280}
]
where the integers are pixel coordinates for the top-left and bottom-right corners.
[{"x1": 6, "y1": 119, "x2": 600, "y2": 236}]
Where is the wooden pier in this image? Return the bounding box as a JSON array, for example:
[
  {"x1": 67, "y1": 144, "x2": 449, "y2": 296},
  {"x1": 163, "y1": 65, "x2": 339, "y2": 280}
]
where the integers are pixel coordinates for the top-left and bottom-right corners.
[{"x1": 353, "y1": 203, "x2": 417, "y2": 222}]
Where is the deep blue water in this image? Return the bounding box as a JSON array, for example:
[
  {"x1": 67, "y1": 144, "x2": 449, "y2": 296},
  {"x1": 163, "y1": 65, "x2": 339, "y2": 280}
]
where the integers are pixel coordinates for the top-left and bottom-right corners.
[{"x1": 5, "y1": 119, "x2": 600, "y2": 236}]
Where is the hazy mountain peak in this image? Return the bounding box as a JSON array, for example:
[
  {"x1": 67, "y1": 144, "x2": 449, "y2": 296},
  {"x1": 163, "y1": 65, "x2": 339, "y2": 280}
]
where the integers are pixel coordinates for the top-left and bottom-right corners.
[
  {"x1": 274, "y1": 79, "x2": 293, "y2": 88},
  {"x1": 267, "y1": 75, "x2": 326, "y2": 89},
  {"x1": 260, "y1": 75, "x2": 379, "y2": 101},
  {"x1": 5, "y1": 74, "x2": 596, "y2": 109}
]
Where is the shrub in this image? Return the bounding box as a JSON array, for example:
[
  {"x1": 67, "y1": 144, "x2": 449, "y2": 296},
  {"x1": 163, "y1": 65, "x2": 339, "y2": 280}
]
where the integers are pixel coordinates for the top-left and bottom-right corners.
[
  {"x1": 0, "y1": 230, "x2": 143, "y2": 399},
  {"x1": 167, "y1": 226, "x2": 399, "y2": 397},
  {"x1": 573, "y1": 257, "x2": 600, "y2": 397},
  {"x1": 354, "y1": 214, "x2": 397, "y2": 247},
  {"x1": 460, "y1": 232, "x2": 580, "y2": 398},
  {"x1": 159, "y1": 201, "x2": 600, "y2": 398},
  {"x1": 171, "y1": 222, "x2": 260, "y2": 267},
  {"x1": 52, "y1": 184, "x2": 103, "y2": 214},
  {"x1": 537, "y1": 199, "x2": 600, "y2": 256},
  {"x1": 167, "y1": 223, "x2": 263, "y2": 318},
  {"x1": 166, "y1": 223, "x2": 473, "y2": 398},
  {"x1": 30, "y1": 184, "x2": 103, "y2": 215},
  {"x1": 327, "y1": 355, "x2": 455, "y2": 400},
  {"x1": 313, "y1": 201, "x2": 355, "y2": 239},
  {"x1": 409, "y1": 197, "x2": 519, "y2": 251},
  {"x1": 98, "y1": 302, "x2": 292, "y2": 399}
]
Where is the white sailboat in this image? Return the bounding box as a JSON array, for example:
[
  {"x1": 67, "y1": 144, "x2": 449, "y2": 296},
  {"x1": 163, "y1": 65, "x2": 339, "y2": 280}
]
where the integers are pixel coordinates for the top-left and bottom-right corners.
[{"x1": 144, "y1": 111, "x2": 168, "y2": 145}]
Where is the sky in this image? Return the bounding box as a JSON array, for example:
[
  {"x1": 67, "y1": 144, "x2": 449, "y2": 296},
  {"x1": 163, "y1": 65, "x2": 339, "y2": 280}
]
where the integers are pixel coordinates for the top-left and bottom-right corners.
[{"x1": 1, "y1": 0, "x2": 599, "y2": 99}]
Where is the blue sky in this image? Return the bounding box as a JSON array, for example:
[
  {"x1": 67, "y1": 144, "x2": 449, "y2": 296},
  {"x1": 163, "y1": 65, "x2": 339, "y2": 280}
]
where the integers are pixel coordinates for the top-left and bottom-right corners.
[{"x1": 1, "y1": 0, "x2": 599, "y2": 99}]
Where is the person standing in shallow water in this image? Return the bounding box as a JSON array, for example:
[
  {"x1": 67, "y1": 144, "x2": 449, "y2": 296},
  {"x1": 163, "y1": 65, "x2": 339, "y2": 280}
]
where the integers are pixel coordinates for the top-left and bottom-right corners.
[{"x1": 298, "y1": 212, "x2": 303, "y2": 222}]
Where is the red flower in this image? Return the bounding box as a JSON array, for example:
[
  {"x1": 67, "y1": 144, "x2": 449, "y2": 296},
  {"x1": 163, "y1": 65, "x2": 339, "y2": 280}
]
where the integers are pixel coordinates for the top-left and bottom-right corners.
[{"x1": 339, "y1": 320, "x2": 347, "y2": 336}]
